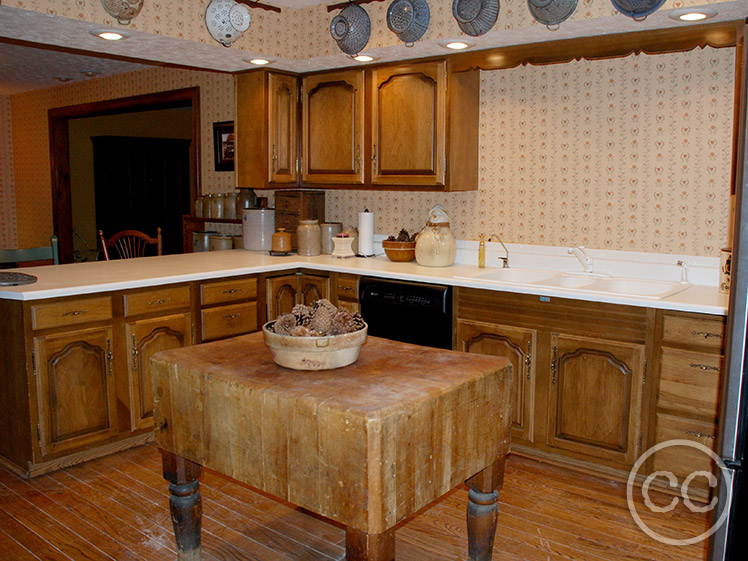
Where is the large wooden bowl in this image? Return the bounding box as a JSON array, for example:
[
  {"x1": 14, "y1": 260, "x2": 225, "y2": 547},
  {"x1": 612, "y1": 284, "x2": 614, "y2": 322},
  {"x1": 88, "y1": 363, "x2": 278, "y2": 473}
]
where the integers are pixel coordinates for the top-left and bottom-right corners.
[
  {"x1": 262, "y1": 321, "x2": 368, "y2": 370},
  {"x1": 382, "y1": 240, "x2": 416, "y2": 262}
]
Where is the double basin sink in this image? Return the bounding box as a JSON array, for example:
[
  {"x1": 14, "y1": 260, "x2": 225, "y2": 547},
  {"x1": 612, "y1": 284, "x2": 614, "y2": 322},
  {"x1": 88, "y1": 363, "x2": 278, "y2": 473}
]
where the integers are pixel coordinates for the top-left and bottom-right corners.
[{"x1": 454, "y1": 268, "x2": 691, "y2": 300}]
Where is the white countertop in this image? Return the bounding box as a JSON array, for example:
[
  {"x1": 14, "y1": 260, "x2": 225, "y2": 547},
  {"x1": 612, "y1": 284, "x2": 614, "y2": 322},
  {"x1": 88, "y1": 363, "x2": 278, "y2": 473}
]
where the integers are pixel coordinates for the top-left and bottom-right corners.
[{"x1": 0, "y1": 249, "x2": 729, "y2": 316}]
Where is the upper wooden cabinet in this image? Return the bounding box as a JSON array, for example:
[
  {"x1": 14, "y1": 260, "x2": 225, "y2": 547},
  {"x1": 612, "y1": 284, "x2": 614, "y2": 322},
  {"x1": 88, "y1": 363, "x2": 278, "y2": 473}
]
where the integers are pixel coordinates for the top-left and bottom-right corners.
[
  {"x1": 235, "y1": 61, "x2": 479, "y2": 191},
  {"x1": 302, "y1": 70, "x2": 365, "y2": 185},
  {"x1": 235, "y1": 70, "x2": 298, "y2": 188}
]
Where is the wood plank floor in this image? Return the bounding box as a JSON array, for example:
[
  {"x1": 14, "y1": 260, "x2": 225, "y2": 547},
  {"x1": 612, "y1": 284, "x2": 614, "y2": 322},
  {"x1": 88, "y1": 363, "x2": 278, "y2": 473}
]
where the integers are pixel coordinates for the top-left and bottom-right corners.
[{"x1": 0, "y1": 445, "x2": 710, "y2": 561}]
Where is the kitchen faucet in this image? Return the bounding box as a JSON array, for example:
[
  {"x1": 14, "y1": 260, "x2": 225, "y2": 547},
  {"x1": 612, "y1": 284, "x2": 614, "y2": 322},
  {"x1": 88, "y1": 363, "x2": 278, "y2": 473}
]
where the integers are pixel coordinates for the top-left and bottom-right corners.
[
  {"x1": 677, "y1": 260, "x2": 690, "y2": 283},
  {"x1": 488, "y1": 234, "x2": 509, "y2": 268},
  {"x1": 568, "y1": 246, "x2": 593, "y2": 273}
]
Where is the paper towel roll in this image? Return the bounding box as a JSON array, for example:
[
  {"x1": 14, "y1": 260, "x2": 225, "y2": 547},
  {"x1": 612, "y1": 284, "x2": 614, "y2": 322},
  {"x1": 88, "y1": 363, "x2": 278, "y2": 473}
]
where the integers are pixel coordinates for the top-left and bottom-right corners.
[{"x1": 358, "y1": 211, "x2": 374, "y2": 256}]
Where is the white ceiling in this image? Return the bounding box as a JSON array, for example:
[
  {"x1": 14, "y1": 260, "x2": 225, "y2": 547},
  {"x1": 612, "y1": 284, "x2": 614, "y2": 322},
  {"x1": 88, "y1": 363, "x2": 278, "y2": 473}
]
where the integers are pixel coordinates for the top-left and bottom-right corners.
[{"x1": 1, "y1": 2, "x2": 747, "y2": 96}]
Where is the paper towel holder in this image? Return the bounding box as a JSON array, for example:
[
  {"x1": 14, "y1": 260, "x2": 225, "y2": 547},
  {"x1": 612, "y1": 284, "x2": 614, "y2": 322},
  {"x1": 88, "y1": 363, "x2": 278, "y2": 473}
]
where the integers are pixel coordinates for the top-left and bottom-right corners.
[{"x1": 357, "y1": 208, "x2": 376, "y2": 257}]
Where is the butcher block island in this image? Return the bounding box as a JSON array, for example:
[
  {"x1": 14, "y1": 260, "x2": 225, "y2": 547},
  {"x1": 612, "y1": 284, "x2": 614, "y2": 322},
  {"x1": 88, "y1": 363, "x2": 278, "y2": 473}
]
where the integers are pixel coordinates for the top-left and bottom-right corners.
[{"x1": 151, "y1": 333, "x2": 512, "y2": 561}]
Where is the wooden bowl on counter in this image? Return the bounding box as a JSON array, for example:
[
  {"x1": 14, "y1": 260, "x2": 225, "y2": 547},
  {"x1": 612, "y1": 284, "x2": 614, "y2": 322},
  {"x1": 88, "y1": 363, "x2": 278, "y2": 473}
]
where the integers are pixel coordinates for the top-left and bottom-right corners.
[{"x1": 382, "y1": 240, "x2": 416, "y2": 262}]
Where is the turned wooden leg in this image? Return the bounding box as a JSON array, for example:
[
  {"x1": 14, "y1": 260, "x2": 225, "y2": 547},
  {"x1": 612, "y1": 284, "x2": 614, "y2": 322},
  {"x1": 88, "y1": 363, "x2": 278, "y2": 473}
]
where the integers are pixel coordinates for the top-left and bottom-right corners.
[
  {"x1": 161, "y1": 450, "x2": 203, "y2": 561},
  {"x1": 465, "y1": 455, "x2": 506, "y2": 561},
  {"x1": 345, "y1": 527, "x2": 395, "y2": 561}
]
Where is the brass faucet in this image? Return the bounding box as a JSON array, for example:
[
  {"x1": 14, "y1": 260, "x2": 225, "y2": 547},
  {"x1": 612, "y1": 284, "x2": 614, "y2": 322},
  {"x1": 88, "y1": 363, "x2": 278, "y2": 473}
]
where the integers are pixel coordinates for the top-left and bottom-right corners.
[{"x1": 488, "y1": 234, "x2": 509, "y2": 268}]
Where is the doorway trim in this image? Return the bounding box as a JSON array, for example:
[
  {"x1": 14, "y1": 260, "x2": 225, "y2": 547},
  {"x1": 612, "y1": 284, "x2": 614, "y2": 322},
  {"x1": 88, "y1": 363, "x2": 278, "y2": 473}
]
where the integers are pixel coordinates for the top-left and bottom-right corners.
[{"x1": 48, "y1": 87, "x2": 200, "y2": 263}]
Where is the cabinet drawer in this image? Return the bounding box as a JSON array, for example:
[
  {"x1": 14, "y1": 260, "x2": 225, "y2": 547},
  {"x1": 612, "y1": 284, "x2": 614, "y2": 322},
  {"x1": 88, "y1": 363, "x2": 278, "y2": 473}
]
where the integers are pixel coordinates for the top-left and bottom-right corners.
[
  {"x1": 336, "y1": 274, "x2": 359, "y2": 301},
  {"x1": 201, "y1": 302, "x2": 258, "y2": 342},
  {"x1": 658, "y1": 348, "x2": 722, "y2": 421},
  {"x1": 662, "y1": 313, "x2": 726, "y2": 352},
  {"x1": 124, "y1": 286, "x2": 191, "y2": 317},
  {"x1": 201, "y1": 278, "x2": 257, "y2": 306},
  {"x1": 31, "y1": 296, "x2": 113, "y2": 330},
  {"x1": 652, "y1": 413, "x2": 716, "y2": 479}
]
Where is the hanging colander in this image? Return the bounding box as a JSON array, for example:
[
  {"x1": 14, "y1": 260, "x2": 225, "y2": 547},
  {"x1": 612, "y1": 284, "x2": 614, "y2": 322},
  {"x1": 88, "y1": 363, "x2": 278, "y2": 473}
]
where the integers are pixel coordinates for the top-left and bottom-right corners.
[
  {"x1": 610, "y1": 0, "x2": 666, "y2": 21},
  {"x1": 387, "y1": 0, "x2": 431, "y2": 46},
  {"x1": 330, "y1": 4, "x2": 371, "y2": 55},
  {"x1": 528, "y1": 0, "x2": 577, "y2": 30},
  {"x1": 452, "y1": 0, "x2": 500, "y2": 37}
]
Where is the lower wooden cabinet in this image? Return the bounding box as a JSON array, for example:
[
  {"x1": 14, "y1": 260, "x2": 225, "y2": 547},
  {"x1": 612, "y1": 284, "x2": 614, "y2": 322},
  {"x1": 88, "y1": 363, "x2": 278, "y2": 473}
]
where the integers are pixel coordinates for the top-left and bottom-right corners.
[
  {"x1": 266, "y1": 272, "x2": 330, "y2": 320},
  {"x1": 33, "y1": 326, "x2": 118, "y2": 459},
  {"x1": 456, "y1": 319, "x2": 536, "y2": 444},
  {"x1": 199, "y1": 276, "x2": 259, "y2": 342},
  {"x1": 125, "y1": 313, "x2": 192, "y2": 431},
  {"x1": 546, "y1": 333, "x2": 645, "y2": 466},
  {"x1": 333, "y1": 273, "x2": 360, "y2": 313}
]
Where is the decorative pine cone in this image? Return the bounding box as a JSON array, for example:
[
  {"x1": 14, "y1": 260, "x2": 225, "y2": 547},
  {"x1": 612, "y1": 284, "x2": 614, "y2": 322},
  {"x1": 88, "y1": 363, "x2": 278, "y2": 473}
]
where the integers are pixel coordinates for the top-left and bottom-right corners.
[
  {"x1": 291, "y1": 325, "x2": 313, "y2": 337},
  {"x1": 329, "y1": 308, "x2": 365, "y2": 335},
  {"x1": 273, "y1": 313, "x2": 296, "y2": 335},
  {"x1": 291, "y1": 304, "x2": 312, "y2": 326},
  {"x1": 310, "y1": 301, "x2": 337, "y2": 334}
]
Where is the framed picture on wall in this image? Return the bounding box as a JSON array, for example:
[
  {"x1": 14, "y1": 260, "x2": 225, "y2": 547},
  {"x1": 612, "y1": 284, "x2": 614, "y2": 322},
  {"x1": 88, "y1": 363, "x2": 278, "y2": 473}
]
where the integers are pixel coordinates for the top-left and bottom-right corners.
[{"x1": 213, "y1": 121, "x2": 234, "y2": 171}]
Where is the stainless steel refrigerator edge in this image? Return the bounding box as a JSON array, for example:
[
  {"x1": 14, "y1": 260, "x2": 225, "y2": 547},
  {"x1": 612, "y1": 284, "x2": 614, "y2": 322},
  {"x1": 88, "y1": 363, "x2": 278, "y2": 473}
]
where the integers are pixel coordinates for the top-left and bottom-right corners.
[{"x1": 709, "y1": 19, "x2": 748, "y2": 561}]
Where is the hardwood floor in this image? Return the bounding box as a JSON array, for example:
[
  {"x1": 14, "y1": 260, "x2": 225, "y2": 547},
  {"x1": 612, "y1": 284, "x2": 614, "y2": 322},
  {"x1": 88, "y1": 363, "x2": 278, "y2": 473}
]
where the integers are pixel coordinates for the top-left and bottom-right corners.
[{"x1": 0, "y1": 445, "x2": 710, "y2": 561}]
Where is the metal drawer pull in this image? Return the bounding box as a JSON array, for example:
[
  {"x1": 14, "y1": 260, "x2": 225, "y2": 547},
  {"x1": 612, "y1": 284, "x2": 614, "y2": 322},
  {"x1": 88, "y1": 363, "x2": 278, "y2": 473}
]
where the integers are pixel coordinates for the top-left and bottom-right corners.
[
  {"x1": 149, "y1": 297, "x2": 172, "y2": 306},
  {"x1": 223, "y1": 313, "x2": 241, "y2": 319},
  {"x1": 684, "y1": 429, "x2": 715, "y2": 439},
  {"x1": 62, "y1": 309, "x2": 88, "y2": 317},
  {"x1": 340, "y1": 286, "x2": 354, "y2": 291},
  {"x1": 222, "y1": 288, "x2": 241, "y2": 294},
  {"x1": 106, "y1": 338, "x2": 113, "y2": 377},
  {"x1": 689, "y1": 362, "x2": 720, "y2": 372},
  {"x1": 691, "y1": 330, "x2": 723, "y2": 340}
]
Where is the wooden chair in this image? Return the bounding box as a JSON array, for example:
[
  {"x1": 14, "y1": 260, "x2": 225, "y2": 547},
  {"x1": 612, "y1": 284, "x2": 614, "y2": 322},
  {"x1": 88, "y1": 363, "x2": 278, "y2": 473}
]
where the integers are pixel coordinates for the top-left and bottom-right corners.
[
  {"x1": 98, "y1": 228, "x2": 162, "y2": 260},
  {"x1": 0, "y1": 236, "x2": 59, "y2": 266}
]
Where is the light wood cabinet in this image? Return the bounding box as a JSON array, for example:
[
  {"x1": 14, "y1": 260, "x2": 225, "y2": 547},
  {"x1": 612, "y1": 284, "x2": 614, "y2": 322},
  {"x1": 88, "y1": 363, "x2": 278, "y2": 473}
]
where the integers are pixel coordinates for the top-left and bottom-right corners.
[
  {"x1": 266, "y1": 272, "x2": 330, "y2": 320},
  {"x1": 302, "y1": 70, "x2": 365, "y2": 185},
  {"x1": 125, "y1": 313, "x2": 191, "y2": 431},
  {"x1": 235, "y1": 70, "x2": 298, "y2": 188},
  {"x1": 456, "y1": 319, "x2": 536, "y2": 444},
  {"x1": 33, "y1": 326, "x2": 118, "y2": 458},
  {"x1": 546, "y1": 333, "x2": 645, "y2": 466},
  {"x1": 199, "y1": 276, "x2": 259, "y2": 342},
  {"x1": 333, "y1": 273, "x2": 360, "y2": 314}
]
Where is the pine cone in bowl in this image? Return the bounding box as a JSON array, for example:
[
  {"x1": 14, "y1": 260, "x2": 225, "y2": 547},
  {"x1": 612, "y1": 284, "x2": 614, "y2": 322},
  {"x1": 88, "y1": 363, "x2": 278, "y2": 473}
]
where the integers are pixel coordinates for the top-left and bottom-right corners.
[{"x1": 383, "y1": 229, "x2": 417, "y2": 262}]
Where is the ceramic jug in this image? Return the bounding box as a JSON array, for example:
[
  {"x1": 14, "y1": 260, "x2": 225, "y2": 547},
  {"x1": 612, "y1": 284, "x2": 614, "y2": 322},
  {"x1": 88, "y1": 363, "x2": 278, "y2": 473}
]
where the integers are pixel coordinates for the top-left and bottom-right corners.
[{"x1": 415, "y1": 205, "x2": 456, "y2": 267}]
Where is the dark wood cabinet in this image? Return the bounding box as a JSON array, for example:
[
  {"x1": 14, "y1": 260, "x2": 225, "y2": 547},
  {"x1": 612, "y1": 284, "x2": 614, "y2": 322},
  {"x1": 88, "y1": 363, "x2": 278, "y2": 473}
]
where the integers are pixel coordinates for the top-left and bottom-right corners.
[
  {"x1": 266, "y1": 272, "x2": 330, "y2": 321},
  {"x1": 302, "y1": 70, "x2": 365, "y2": 185}
]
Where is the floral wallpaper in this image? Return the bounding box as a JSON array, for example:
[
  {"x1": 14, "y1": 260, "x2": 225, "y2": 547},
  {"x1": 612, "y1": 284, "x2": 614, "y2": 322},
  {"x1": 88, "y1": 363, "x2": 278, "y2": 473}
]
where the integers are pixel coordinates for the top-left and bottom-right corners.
[
  {"x1": 0, "y1": 96, "x2": 18, "y2": 249},
  {"x1": 324, "y1": 47, "x2": 735, "y2": 256},
  {"x1": 10, "y1": 66, "x2": 234, "y2": 248}
]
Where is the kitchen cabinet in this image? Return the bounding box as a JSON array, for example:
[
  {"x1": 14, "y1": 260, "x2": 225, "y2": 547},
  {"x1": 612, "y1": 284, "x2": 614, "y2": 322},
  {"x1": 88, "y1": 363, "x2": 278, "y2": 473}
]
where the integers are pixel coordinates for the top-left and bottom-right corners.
[
  {"x1": 456, "y1": 287, "x2": 651, "y2": 474},
  {"x1": 266, "y1": 271, "x2": 330, "y2": 320},
  {"x1": 647, "y1": 310, "x2": 726, "y2": 500},
  {"x1": 302, "y1": 70, "x2": 365, "y2": 185},
  {"x1": 199, "y1": 276, "x2": 259, "y2": 342},
  {"x1": 333, "y1": 273, "x2": 360, "y2": 314},
  {"x1": 235, "y1": 70, "x2": 298, "y2": 188},
  {"x1": 370, "y1": 61, "x2": 478, "y2": 190},
  {"x1": 33, "y1": 325, "x2": 118, "y2": 458},
  {"x1": 456, "y1": 320, "x2": 536, "y2": 444}
]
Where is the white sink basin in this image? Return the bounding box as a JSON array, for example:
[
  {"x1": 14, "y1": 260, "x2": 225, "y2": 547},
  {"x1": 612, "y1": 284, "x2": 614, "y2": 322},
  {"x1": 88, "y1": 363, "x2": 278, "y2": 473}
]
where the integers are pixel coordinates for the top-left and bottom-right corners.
[{"x1": 455, "y1": 268, "x2": 559, "y2": 284}]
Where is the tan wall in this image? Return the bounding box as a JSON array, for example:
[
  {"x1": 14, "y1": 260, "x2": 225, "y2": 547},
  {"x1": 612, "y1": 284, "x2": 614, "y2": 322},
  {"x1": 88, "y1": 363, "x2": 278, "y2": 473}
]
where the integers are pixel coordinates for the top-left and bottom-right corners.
[
  {"x1": 68, "y1": 109, "x2": 193, "y2": 260},
  {"x1": 10, "y1": 66, "x2": 234, "y2": 248},
  {"x1": 322, "y1": 47, "x2": 736, "y2": 257}
]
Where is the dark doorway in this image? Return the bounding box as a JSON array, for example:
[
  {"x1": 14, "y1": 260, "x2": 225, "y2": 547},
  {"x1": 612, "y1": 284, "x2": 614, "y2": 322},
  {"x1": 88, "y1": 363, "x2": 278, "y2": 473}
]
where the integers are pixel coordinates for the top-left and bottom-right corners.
[
  {"x1": 92, "y1": 136, "x2": 191, "y2": 256},
  {"x1": 49, "y1": 88, "x2": 200, "y2": 263}
]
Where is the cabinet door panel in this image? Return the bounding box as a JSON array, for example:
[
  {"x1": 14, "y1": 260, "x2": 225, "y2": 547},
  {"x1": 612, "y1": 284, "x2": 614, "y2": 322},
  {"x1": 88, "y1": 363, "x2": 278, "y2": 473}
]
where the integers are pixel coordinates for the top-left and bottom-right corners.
[
  {"x1": 34, "y1": 326, "x2": 117, "y2": 457},
  {"x1": 302, "y1": 70, "x2": 364, "y2": 184},
  {"x1": 547, "y1": 333, "x2": 645, "y2": 467},
  {"x1": 268, "y1": 73, "x2": 298, "y2": 184},
  {"x1": 456, "y1": 320, "x2": 536, "y2": 444},
  {"x1": 371, "y1": 62, "x2": 445, "y2": 186},
  {"x1": 299, "y1": 274, "x2": 330, "y2": 306},
  {"x1": 127, "y1": 313, "x2": 191, "y2": 431},
  {"x1": 267, "y1": 275, "x2": 299, "y2": 320}
]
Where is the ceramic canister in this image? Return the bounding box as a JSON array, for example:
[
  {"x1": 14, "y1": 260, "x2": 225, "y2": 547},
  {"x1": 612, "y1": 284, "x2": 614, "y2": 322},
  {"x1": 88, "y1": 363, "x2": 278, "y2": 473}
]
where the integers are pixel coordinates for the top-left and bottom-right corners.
[
  {"x1": 242, "y1": 208, "x2": 275, "y2": 251},
  {"x1": 209, "y1": 234, "x2": 233, "y2": 251},
  {"x1": 297, "y1": 219, "x2": 321, "y2": 256},
  {"x1": 320, "y1": 222, "x2": 342, "y2": 254},
  {"x1": 193, "y1": 230, "x2": 219, "y2": 252},
  {"x1": 272, "y1": 228, "x2": 292, "y2": 253}
]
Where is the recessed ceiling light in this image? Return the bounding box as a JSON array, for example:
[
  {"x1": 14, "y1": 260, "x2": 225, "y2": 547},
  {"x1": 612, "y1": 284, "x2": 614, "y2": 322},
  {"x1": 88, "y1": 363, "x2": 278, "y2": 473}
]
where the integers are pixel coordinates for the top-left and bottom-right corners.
[
  {"x1": 439, "y1": 40, "x2": 473, "y2": 51},
  {"x1": 89, "y1": 29, "x2": 131, "y2": 40},
  {"x1": 668, "y1": 8, "x2": 717, "y2": 22},
  {"x1": 353, "y1": 54, "x2": 376, "y2": 62},
  {"x1": 247, "y1": 58, "x2": 273, "y2": 66}
]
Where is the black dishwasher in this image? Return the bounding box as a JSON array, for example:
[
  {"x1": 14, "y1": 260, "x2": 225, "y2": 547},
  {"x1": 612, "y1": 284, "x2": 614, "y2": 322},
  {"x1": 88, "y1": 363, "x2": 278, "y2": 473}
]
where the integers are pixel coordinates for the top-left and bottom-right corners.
[{"x1": 359, "y1": 277, "x2": 453, "y2": 350}]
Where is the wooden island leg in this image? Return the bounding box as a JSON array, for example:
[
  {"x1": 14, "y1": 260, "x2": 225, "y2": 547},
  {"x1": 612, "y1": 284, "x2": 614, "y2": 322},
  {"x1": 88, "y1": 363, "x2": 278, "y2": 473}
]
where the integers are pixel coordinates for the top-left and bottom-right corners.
[
  {"x1": 161, "y1": 450, "x2": 203, "y2": 561},
  {"x1": 345, "y1": 527, "x2": 395, "y2": 561},
  {"x1": 465, "y1": 455, "x2": 506, "y2": 561}
]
